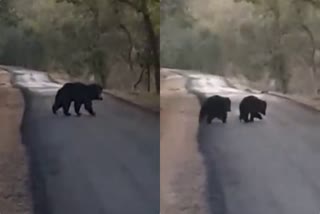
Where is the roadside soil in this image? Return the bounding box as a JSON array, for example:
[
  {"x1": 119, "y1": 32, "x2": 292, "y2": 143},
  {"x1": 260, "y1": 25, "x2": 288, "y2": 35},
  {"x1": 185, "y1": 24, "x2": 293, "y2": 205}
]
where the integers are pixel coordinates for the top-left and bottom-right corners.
[
  {"x1": 0, "y1": 70, "x2": 32, "y2": 214},
  {"x1": 160, "y1": 69, "x2": 209, "y2": 214}
]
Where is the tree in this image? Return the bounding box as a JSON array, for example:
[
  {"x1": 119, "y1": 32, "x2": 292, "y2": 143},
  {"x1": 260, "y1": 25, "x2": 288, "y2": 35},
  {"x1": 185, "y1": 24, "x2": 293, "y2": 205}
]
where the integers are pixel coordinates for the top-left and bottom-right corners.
[
  {"x1": 290, "y1": 0, "x2": 319, "y2": 94},
  {"x1": 0, "y1": 0, "x2": 19, "y2": 25},
  {"x1": 56, "y1": 0, "x2": 109, "y2": 87},
  {"x1": 117, "y1": 0, "x2": 160, "y2": 94},
  {"x1": 234, "y1": 0, "x2": 290, "y2": 92}
]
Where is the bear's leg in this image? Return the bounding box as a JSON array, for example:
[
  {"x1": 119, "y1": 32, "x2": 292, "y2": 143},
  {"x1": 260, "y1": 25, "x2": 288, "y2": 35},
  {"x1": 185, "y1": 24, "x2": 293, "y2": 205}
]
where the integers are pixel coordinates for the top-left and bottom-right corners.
[
  {"x1": 62, "y1": 100, "x2": 72, "y2": 116},
  {"x1": 258, "y1": 113, "x2": 263, "y2": 120},
  {"x1": 52, "y1": 104, "x2": 59, "y2": 115},
  {"x1": 221, "y1": 112, "x2": 227, "y2": 123},
  {"x1": 249, "y1": 113, "x2": 255, "y2": 122},
  {"x1": 84, "y1": 101, "x2": 95, "y2": 116},
  {"x1": 206, "y1": 114, "x2": 214, "y2": 124},
  {"x1": 239, "y1": 114, "x2": 242, "y2": 122},
  {"x1": 253, "y1": 112, "x2": 263, "y2": 120},
  {"x1": 243, "y1": 112, "x2": 250, "y2": 123},
  {"x1": 52, "y1": 105, "x2": 56, "y2": 115},
  {"x1": 74, "y1": 102, "x2": 82, "y2": 116},
  {"x1": 52, "y1": 101, "x2": 62, "y2": 114}
]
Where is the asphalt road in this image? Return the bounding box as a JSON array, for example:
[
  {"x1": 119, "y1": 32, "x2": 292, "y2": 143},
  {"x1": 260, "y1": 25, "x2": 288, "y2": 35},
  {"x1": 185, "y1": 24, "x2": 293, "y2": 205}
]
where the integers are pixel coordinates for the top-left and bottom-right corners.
[
  {"x1": 7, "y1": 67, "x2": 159, "y2": 214},
  {"x1": 184, "y1": 73, "x2": 320, "y2": 214}
]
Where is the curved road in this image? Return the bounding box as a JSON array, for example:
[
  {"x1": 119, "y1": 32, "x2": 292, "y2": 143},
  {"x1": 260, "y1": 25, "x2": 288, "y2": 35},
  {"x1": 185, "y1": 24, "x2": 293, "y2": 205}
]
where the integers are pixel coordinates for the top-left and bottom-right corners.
[
  {"x1": 174, "y1": 70, "x2": 320, "y2": 214},
  {"x1": 5, "y1": 67, "x2": 159, "y2": 214}
]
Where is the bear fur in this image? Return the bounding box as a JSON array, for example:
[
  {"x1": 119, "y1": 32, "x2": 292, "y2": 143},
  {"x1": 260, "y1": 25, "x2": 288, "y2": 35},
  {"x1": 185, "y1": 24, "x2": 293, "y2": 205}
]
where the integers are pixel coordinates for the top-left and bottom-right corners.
[
  {"x1": 52, "y1": 82, "x2": 103, "y2": 116},
  {"x1": 239, "y1": 95, "x2": 267, "y2": 123},
  {"x1": 199, "y1": 95, "x2": 231, "y2": 124}
]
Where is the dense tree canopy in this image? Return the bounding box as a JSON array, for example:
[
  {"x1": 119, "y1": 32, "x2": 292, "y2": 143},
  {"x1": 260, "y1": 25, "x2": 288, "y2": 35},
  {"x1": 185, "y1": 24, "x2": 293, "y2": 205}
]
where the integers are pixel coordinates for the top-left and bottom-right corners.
[
  {"x1": 161, "y1": 0, "x2": 320, "y2": 94},
  {"x1": 0, "y1": 0, "x2": 159, "y2": 92}
]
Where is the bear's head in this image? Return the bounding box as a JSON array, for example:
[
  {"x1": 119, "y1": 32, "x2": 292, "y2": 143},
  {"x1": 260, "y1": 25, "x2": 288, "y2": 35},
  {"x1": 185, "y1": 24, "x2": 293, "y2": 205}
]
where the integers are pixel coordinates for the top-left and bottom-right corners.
[
  {"x1": 88, "y1": 83, "x2": 103, "y2": 100},
  {"x1": 260, "y1": 100, "x2": 267, "y2": 115}
]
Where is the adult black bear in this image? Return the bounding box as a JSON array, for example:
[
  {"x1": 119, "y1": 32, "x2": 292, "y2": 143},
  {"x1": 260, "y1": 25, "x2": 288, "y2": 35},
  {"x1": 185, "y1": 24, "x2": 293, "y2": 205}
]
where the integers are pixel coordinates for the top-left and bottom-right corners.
[
  {"x1": 52, "y1": 82, "x2": 103, "y2": 116},
  {"x1": 239, "y1": 95, "x2": 267, "y2": 123},
  {"x1": 199, "y1": 95, "x2": 231, "y2": 124}
]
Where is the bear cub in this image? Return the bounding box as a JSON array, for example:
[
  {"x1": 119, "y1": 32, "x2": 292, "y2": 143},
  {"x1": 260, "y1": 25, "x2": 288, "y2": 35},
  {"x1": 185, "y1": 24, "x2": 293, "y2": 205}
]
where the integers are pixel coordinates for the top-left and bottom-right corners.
[
  {"x1": 52, "y1": 82, "x2": 103, "y2": 116},
  {"x1": 199, "y1": 95, "x2": 231, "y2": 124},
  {"x1": 239, "y1": 95, "x2": 267, "y2": 123}
]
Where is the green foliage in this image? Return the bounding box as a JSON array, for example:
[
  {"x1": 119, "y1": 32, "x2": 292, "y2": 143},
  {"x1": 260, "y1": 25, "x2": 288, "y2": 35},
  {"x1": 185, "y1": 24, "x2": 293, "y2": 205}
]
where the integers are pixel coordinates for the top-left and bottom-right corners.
[
  {"x1": 161, "y1": 0, "x2": 320, "y2": 93},
  {"x1": 161, "y1": 0, "x2": 220, "y2": 72},
  {"x1": 0, "y1": 25, "x2": 45, "y2": 68},
  {"x1": 161, "y1": 22, "x2": 221, "y2": 72},
  {"x1": 0, "y1": 0, "x2": 19, "y2": 25},
  {"x1": 0, "y1": 0, "x2": 159, "y2": 91}
]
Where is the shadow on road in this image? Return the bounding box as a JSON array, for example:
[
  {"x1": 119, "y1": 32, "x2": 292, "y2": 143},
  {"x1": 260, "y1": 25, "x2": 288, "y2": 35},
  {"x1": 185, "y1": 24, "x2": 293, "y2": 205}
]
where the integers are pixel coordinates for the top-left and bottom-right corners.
[
  {"x1": 181, "y1": 72, "x2": 227, "y2": 214},
  {"x1": 20, "y1": 89, "x2": 52, "y2": 214}
]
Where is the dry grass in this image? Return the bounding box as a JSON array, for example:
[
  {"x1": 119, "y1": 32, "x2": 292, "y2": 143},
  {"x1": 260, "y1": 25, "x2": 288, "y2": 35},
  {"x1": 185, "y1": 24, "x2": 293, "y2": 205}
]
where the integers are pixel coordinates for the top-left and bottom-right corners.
[{"x1": 0, "y1": 70, "x2": 32, "y2": 214}]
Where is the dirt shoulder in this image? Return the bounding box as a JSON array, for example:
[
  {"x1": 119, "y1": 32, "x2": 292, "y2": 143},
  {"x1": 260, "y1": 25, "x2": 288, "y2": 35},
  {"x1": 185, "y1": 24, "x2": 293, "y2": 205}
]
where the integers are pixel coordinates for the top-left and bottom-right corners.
[
  {"x1": 160, "y1": 69, "x2": 208, "y2": 214},
  {"x1": 48, "y1": 72, "x2": 160, "y2": 113},
  {"x1": 0, "y1": 70, "x2": 32, "y2": 214}
]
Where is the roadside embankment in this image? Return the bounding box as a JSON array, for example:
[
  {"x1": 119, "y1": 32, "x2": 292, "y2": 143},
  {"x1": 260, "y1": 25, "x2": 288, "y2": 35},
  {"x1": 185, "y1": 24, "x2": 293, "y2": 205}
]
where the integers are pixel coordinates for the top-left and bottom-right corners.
[{"x1": 0, "y1": 70, "x2": 32, "y2": 214}]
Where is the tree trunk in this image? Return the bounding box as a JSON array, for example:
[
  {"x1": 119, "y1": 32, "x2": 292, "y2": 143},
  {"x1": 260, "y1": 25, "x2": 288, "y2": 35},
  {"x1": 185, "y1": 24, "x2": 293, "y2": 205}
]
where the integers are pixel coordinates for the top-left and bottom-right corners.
[
  {"x1": 134, "y1": 68, "x2": 145, "y2": 90},
  {"x1": 119, "y1": 24, "x2": 134, "y2": 73},
  {"x1": 89, "y1": 5, "x2": 108, "y2": 87},
  {"x1": 147, "y1": 63, "x2": 151, "y2": 92},
  {"x1": 301, "y1": 24, "x2": 318, "y2": 95},
  {"x1": 272, "y1": 1, "x2": 289, "y2": 93},
  {"x1": 142, "y1": 10, "x2": 160, "y2": 94},
  {"x1": 118, "y1": 0, "x2": 160, "y2": 93}
]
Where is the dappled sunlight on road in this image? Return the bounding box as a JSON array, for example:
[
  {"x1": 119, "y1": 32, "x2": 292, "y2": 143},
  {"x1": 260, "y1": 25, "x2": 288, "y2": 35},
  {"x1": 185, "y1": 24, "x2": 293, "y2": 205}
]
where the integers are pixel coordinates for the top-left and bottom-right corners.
[
  {"x1": 189, "y1": 76, "x2": 242, "y2": 95},
  {"x1": 162, "y1": 68, "x2": 243, "y2": 97},
  {"x1": 8, "y1": 67, "x2": 61, "y2": 95}
]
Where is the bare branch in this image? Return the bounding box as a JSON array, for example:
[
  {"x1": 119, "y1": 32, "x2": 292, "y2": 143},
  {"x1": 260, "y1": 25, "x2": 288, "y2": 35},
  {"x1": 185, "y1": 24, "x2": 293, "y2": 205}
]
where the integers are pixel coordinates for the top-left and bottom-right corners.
[{"x1": 117, "y1": 0, "x2": 142, "y2": 12}]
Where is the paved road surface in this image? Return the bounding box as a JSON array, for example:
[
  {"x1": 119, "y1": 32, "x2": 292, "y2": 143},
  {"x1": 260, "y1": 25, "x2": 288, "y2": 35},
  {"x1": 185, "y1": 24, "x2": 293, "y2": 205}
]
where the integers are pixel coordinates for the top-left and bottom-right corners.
[
  {"x1": 6, "y1": 67, "x2": 159, "y2": 214},
  {"x1": 174, "y1": 70, "x2": 320, "y2": 214}
]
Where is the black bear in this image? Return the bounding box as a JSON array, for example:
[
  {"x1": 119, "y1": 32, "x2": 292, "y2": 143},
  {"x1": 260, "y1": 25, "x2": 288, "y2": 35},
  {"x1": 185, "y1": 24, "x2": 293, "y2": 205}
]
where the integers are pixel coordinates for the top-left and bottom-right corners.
[
  {"x1": 199, "y1": 95, "x2": 231, "y2": 124},
  {"x1": 52, "y1": 82, "x2": 103, "y2": 116},
  {"x1": 239, "y1": 95, "x2": 267, "y2": 123}
]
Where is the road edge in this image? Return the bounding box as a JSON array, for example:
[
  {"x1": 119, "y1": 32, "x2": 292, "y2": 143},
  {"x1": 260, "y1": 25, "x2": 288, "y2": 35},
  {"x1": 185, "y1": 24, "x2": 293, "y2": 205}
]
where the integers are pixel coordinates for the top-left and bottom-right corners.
[
  {"x1": 266, "y1": 92, "x2": 320, "y2": 112},
  {"x1": 160, "y1": 69, "x2": 210, "y2": 214},
  {"x1": 224, "y1": 75, "x2": 320, "y2": 113},
  {"x1": 0, "y1": 69, "x2": 33, "y2": 213},
  {"x1": 103, "y1": 90, "x2": 159, "y2": 115},
  {"x1": 0, "y1": 66, "x2": 52, "y2": 214}
]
